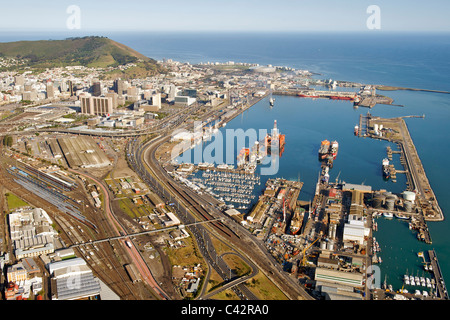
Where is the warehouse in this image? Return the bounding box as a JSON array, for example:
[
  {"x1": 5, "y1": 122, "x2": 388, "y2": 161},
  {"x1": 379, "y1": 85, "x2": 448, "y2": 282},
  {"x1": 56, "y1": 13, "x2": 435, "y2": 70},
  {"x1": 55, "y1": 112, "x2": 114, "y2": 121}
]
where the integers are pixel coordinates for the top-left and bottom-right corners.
[{"x1": 57, "y1": 136, "x2": 111, "y2": 169}]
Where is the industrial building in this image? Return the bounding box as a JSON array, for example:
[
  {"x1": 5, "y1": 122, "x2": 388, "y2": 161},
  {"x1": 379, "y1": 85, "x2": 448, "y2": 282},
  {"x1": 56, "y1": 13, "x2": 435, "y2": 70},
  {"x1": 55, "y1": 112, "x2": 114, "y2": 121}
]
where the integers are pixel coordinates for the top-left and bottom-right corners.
[
  {"x1": 48, "y1": 257, "x2": 101, "y2": 300},
  {"x1": 8, "y1": 208, "x2": 57, "y2": 259},
  {"x1": 57, "y1": 136, "x2": 112, "y2": 169},
  {"x1": 315, "y1": 268, "x2": 364, "y2": 300}
]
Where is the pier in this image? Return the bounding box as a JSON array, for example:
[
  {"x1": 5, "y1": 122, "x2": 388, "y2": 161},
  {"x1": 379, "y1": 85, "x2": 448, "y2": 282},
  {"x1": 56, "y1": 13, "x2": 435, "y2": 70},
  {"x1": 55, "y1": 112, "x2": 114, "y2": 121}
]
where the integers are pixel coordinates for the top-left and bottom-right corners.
[
  {"x1": 428, "y1": 249, "x2": 449, "y2": 299},
  {"x1": 364, "y1": 115, "x2": 444, "y2": 222}
]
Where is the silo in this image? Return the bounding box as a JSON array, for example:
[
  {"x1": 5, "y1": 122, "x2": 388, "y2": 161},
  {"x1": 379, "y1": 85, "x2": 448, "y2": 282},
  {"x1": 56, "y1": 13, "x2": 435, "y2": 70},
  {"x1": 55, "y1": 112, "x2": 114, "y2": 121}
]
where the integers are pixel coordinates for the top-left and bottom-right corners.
[
  {"x1": 373, "y1": 123, "x2": 379, "y2": 134},
  {"x1": 320, "y1": 240, "x2": 327, "y2": 250},
  {"x1": 404, "y1": 200, "x2": 413, "y2": 213},
  {"x1": 403, "y1": 191, "x2": 416, "y2": 202},
  {"x1": 373, "y1": 193, "x2": 385, "y2": 209},
  {"x1": 327, "y1": 240, "x2": 335, "y2": 251},
  {"x1": 331, "y1": 224, "x2": 337, "y2": 239},
  {"x1": 385, "y1": 197, "x2": 395, "y2": 211}
]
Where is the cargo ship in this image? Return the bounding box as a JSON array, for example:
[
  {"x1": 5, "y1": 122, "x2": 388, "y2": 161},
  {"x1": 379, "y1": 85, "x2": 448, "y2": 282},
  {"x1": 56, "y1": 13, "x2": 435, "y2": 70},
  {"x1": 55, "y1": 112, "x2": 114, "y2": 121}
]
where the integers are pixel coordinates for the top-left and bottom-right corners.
[
  {"x1": 265, "y1": 120, "x2": 285, "y2": 156},
  {"x1": 329, "y1": 95, "x2": 356, "y2": 101},
  {"x1": 297, "y1": 92, "x2": 319, "y2": 98},
  {"x1": 382, "y1": 158, "x2": 390, "y2": 180}
]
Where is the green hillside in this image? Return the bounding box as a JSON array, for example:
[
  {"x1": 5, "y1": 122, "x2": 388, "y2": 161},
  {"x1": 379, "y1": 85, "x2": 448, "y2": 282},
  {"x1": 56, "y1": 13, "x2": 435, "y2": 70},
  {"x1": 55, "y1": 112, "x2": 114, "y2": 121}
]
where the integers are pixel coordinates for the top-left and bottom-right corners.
[{"x1": 0, "y1": 36, "x2": 160, "y2": 73}]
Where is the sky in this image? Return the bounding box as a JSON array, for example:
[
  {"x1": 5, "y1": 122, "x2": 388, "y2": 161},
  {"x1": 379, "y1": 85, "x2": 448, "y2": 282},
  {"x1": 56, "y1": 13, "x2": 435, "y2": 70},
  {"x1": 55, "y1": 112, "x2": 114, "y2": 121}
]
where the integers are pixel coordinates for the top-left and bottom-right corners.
[{"x1": 1, "y1": 0, "x2": 450, "y2": 33}]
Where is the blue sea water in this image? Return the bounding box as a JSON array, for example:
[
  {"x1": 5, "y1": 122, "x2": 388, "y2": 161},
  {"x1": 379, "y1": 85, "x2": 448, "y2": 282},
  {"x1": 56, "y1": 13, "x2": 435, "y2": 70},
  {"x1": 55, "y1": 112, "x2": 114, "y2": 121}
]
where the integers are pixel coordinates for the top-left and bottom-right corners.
[{"x1": 2, "y1": 30, "x2": 450, "y2": 294}]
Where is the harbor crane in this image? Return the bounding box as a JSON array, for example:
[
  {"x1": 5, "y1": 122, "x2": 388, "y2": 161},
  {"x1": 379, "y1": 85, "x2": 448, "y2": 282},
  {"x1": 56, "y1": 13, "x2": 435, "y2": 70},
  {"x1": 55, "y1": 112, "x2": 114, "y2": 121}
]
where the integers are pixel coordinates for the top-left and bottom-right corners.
[{"x1": 301, "y1": 234, "x2": 322, "y2": 267}]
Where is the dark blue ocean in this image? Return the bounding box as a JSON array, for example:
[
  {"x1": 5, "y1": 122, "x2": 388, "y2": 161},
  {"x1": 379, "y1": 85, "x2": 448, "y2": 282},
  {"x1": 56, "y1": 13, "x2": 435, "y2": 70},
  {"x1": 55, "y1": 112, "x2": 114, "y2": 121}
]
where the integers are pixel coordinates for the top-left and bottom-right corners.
[{"x1": 2, "y1": 31, "x2": 450, "y2": 294}]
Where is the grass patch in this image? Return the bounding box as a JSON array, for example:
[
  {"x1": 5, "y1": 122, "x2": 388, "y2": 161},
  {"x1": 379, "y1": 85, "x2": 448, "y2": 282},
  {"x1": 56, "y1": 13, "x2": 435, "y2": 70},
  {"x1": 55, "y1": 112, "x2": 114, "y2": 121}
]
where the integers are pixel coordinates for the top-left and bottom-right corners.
[
  {"x1": 222, "y1": 254, "x2": 251, "y2": 277},
  {"x1": 5, "y1": 192, "x2": 29, "y2": 212},
  {"x1": 165, "y1": 233, "x2": 204, "y2": 267},
  {"x1": 244, "y1": 271, "x2": 289, "y2": 300}
]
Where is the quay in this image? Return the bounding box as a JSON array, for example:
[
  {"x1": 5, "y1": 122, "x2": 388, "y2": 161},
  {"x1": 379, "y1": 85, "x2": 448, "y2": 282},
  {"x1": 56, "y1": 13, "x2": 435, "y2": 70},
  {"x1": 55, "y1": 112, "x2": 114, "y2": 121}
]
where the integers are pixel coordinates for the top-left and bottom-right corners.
[
  {"x1": 428, "y1": 250, "x2": 449, "y2": 299},
  {"x1": 363, "y1": 114, "x2": 444, "y2": 222}
]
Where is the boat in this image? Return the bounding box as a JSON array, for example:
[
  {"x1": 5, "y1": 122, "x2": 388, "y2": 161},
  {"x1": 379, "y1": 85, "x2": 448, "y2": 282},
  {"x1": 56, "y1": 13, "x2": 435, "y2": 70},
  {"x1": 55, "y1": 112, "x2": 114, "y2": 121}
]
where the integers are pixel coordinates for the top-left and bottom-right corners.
[
  {"x1": 289, "y1": 207, "x2": 305, "y2": 235},
  {"x1": 297, "y1": 92, "x2": 320, "y2": 98},
  {"x1": 410, "y1": 275, "x2": 415, "y2": 286},
  {"x1": 354, "y1": 125, "x2": 359, "y2": 136},
  {"x1": 395, "y1": 213, "x2": 410, "y2": 220},
  {"x1": 382, "y1": 158, "x2": 390, "y2": 180},
  {"x1": 330, "y1": 141, "x2": 339, "y2": 160},
  {"x1": 269, "y1": 97, "x2": 275, "y2": 106},
  {"x1": 418, "y1": 251, "x2": 424, "y2": 258},
  {"x1": 318, "y1": 140, "x2": 330, "y2": 160},
  {"x1": 329, "y1": 95, "x2": 356, "y2": 101},
  {"x1": 383, "y1": 212, "x2": 394, "y2": 218},
  {"x1": 265, "y1": 120, "x2": 286, "y2": 156},
  {"x1": 420, "y1": 277, "x2": 426, "y2": 287}
]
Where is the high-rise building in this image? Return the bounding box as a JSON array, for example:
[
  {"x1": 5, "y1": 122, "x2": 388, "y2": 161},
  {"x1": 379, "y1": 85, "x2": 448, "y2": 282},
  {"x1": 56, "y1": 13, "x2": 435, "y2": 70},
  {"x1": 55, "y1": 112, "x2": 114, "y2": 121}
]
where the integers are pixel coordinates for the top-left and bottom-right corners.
[
  {"x1": 106, "y1": 92, "x2": 119, "y2": 109},
  {"x1": 68, "y1": 80, "x2": 74, "y2": 97},
  {"x1": 46, "y1": 83, "x2": 54, "y2": 99},
  {"x1": 14, "y1": 75, "x2": 24, "y2": 86},
  {"x1": 113, "y1": 79, "x2": 124, "y2": 96},
  {"x1": 81, "y1": 96, "x2": 114, "y2": 116},
  {"x1": 92, "y1": 81, "x2": 102, "y2": 97}
]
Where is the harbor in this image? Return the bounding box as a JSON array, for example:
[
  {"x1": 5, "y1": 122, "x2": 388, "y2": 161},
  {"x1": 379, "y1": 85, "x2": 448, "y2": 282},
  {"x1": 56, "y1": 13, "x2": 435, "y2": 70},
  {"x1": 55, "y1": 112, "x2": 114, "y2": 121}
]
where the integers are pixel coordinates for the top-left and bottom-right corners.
[
  {"x1": 172, "y1": 92, "x2": 448, "y2": 300},
  {"x1": 361, "y1": 113, "x2": 443, "y2": 222}
]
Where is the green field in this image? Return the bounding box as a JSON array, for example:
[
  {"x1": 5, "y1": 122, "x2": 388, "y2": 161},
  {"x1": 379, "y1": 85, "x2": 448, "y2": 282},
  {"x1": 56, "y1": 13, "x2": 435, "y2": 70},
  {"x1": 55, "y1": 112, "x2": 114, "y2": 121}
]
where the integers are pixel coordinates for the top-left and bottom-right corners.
[{"x1": 5, "y1": 192, "x2": 29, "y2": 212}]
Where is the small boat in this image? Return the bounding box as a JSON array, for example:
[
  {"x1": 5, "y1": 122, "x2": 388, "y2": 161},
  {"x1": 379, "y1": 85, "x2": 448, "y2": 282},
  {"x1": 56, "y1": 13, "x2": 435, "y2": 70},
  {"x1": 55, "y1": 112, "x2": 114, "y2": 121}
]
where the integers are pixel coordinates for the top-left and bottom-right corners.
[
  {"x1": 415, "y1": 290, "x2": 421, "y2": 296},
  {"x1": 388, "y1": 284, "x2": 393, "y2": 292},
  {"x1": 423, "y1": 291, "x2": 428, "y2": 297},
  {"x1": 418, "y1": 252, "x2": 424, "y2": 258},
  {"x1": 378, "y1": 256, "x2": 383, "y2": 263},
  {"x1": 421, "y1": 278, "x2": 426, "y2": 287},
  {"x1": 395, "y1": 213, "x2": 410, "y2": 220},
  {"x1": 383, "y1": 212, "x2": 394, "y2": 218}
]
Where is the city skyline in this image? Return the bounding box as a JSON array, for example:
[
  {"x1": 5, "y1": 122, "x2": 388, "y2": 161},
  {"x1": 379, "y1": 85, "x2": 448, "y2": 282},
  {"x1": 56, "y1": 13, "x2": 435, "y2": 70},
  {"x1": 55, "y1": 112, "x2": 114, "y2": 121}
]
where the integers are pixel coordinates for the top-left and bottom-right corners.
[{"x1": 1, "y1": 0, "x2": 450, "y2": 33}]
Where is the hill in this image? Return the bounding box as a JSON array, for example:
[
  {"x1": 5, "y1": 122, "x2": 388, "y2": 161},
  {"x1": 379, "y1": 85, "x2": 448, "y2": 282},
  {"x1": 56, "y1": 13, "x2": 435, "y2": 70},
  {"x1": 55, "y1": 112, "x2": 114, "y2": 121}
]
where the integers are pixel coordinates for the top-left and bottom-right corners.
[{"x1": 0, "y1": 36, "x2": 161, "y2": 75}]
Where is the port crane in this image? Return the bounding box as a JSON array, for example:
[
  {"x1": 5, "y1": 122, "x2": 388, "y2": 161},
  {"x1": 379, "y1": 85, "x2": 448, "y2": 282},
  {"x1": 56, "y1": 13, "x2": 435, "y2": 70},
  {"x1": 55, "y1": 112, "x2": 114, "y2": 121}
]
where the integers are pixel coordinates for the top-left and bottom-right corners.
[{"x1": 301, "y1": 234, "x2": 322, "y2": 267}]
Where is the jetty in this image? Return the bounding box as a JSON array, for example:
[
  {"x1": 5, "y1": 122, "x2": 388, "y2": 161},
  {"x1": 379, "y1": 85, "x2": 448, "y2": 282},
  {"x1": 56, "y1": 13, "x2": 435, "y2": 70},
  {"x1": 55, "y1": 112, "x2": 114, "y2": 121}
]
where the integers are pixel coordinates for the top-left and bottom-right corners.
[
  {"x1": 428, "y1": 250, "x2": 449, "y2": 300},
  {"x1": 363, "y1": 115, "x2": 444, "y2": 222}
]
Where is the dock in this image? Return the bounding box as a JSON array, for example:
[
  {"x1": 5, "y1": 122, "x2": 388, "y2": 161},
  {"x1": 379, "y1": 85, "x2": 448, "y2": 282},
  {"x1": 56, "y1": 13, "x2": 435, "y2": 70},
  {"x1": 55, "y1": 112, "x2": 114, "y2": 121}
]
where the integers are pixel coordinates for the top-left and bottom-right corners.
[
  {"x1": 364, "y1": 115, "x2": 444, "y2": 222},
  {"x1": 428, "y1": 250, "x2": 449, "y2": 299}
]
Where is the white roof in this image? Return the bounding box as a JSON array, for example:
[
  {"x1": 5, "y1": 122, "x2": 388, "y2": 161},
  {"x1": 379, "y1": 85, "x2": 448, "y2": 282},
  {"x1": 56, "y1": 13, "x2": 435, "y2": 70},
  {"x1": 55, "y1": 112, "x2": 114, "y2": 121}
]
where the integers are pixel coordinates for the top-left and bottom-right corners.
[{"x1": 48, "y1": 257, "x2": 86, "y2": 275}]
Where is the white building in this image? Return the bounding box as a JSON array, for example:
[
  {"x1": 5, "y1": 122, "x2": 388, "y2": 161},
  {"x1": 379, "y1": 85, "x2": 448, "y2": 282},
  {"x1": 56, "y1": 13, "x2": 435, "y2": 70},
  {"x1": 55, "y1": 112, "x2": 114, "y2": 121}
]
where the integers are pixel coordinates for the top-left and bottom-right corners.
[{"x1": 9, "y1": 208, "x2": 57, "y2": 259}]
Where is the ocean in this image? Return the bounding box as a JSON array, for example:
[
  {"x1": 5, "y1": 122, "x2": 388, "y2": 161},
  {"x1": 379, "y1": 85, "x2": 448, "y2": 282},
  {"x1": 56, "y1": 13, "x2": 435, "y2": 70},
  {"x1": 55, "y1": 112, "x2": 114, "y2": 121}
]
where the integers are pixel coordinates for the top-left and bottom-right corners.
[{"x1": 2, "y1": 30, "x2": 450, "y2": 295}]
